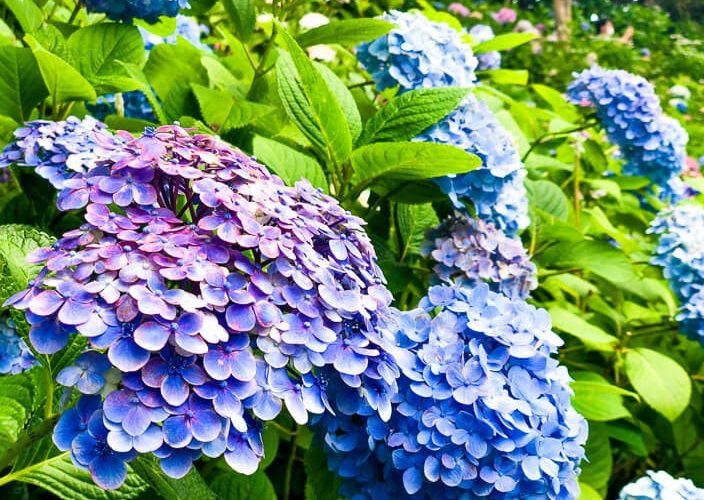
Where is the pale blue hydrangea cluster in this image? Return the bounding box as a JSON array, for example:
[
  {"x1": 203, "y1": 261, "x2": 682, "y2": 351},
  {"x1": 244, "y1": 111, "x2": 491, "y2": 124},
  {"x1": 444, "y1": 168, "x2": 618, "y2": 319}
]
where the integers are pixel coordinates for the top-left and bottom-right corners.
[
  {"x1": 357, "y1": 10, "x2": 529, "y2": 236},
  {"x1": 568, "y1": 66, "x2": 689, "y2": 187},
  {"x1": 317, "y1": 284, "x2": 587, "y2": 499},
  {"x1": 469, "y1": 25, "x2": 502, "y2": 71},
  {"x1": 421, "y1": 214, "x2": 537, "y2": 299},
  {"x1": 0, "y1": 317, "x2": 38, "y2": 375},
  {"x1": 618, "y1": 470, "x2": 704, "y2": 499},
  {"x1": 139, "y1": 15, "x2": 210, "y2": 51},
  {"x1": 84, "y1": 0, "x2": 189, "y2": 23},
  {"x1": 649, "y1": 205, "x2": 704, "y2": 342}
]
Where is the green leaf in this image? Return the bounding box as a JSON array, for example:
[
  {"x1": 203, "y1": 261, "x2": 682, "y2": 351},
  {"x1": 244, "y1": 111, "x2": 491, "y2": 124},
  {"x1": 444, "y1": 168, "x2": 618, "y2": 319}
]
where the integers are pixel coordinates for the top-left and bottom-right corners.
[
  {"x1": 571, "y1": 372, "x2": 634, "y2": 422},
  {"x1": 547, "y1": 240, "x2": 640, "y2": 286},
  {"x1": 474, "y1": 32, "x2": 538, "y2": 52},
  {"x1": 131, "y1": 455, "x2": 216, "y2": 500},
  {"x1": 358, "y1": 87, "x2": 470, "y2": 146},
  {"x1": 624, "y1": 348, "x2": 691, "y2": 422},
  {"x1": 0, "y1": 225, "x2": 54, "y2": 303},
  {"x1": 349, "y1": 142, "x2": 481, "y2": 194},
  {"x1": 578, "y1": 483, "x2": 603, "y2": 500},
  {"x1": 210, "y1": 471, "x2": 276, "y2": 500},
  {"x1": 304, "y1": 445, "x2": 342, "y2": 500},
  {"x1": 0, "y1": 47, "x2": 47, "y2": 123},
  {"x1": 579, "y1": 423, "x2": 612, "y2": 490},
  {"x1": 134, "y1": 17, "x2": 177, "y2": 37},
  {"x1": 276, "y1": 29, "x2": 352, "y2": 165},
  {"x1": 222, "y1": 0, "x2": 256, "y2": 41},
  {"x1": 67, "y1": 24, "x2": 145, "y2": 94},
  {"x1": 526, "y1": 179, "x2": 569, "y2": 221},
  {"x1": 396, "y1": 203, "x2": 439, "y2": 258},
  {"x1": 525, "y1": 154, "x2": 573, "y2": 172},
  {"x1": 532, "y1": 83, "x2": 579, "y2": 122},
  {"x1": 144, "y1": 40, "x2": 208, "y2": 120},
  {"x1": 259, "y1": 425, "x2": 279, "y2": 470},
  {"x1": 4, "y1": 0, "x2": 44, "y2": 33},
  {"x1": 25, "y1": 35, "x2": 96, "y2": 104},
  {"x1": 191, "y1": 84, "x2": 274, "y2": 132},
  {"x1": 549, "y1": 308, "x2": 618, "y2": 351},
  {"x1": 315, "y1": 62, "x2": 362, "y2": 142},
  {"x1": 16, "y1": 453, "x2": 149, "y2": 500},
  {"x1": 478, "y1": 69, "x2": 529, "y2": 85},
  {"x1": 252, "y1": 135, "x2": 328, "y2": 192},
  {"x1": 297, "y1": 19, "x2": 394, "y2": 48}
]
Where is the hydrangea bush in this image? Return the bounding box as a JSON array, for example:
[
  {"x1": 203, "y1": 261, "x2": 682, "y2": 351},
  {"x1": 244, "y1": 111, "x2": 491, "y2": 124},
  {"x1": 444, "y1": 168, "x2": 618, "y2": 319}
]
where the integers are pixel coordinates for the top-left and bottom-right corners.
[
  {"x1": 618, "y1": 470, "x2": 704, "y2": 499},
  {"x1": 0, "y1": 0, "x2": 703, "y2": 498}
]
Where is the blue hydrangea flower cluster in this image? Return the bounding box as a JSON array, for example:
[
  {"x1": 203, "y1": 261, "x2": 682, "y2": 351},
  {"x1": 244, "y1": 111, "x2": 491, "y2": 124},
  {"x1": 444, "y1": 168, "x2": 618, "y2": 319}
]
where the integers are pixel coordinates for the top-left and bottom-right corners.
[
  {"x1": 649, "y1": 204, "x2": 704, "y2": 343},
  {"x1": 421, "y1": 214, "x2": 536, "y2": 299},
  {"x1": 317, "y1": 284, "x2": 587, "y2": 499},
  {"x1": 0, "y1": 117, "x2": 117, "y2": 197},
  {"x1": 618, "y1": 470, "x2": 704, "y2": 499},
  {"x1": 140, "y1": 15, "x2": 210, "y2": 51},
  {"x1": 84, "y1": 0, "x2": 189, "y2": 23},
  {"x1": 4, "y1": 122, "x2": 399, "y2": 488},
  {"x1": 469, "y1": 25, "x2": 502, "y2": 71},
  {"x1": 0, "y1": 317, "x2": 38, "y2": 375},
  {"x1": 357, "y1": 10, "x2": 529, "y2": 235},
  {"x1": 89, "y1": 92, "x2": 157, "y2": 123},
  {"x1": 567, "y1": 66, "x2": 689, "y2": 187}
]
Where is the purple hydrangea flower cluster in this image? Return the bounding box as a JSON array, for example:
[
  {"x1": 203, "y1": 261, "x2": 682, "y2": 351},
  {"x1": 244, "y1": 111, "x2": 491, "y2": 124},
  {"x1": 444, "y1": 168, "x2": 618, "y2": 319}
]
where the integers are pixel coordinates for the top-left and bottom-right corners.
[
  {"x1": 317, "y1": 284, "x2": 587, "y2": 499},
  {"x1": 6, "y1": 123, "x2": 399, "y2": 488},
  {"x1": 83, "y1": 0, "x2": 189, "y2": 24},
  {"x1": 649, "y1": 204, "x2": 704, "y2": 343},
  {"x1": 567, "y1": 66, "x2": 689, "y2": 187},
  {"x1": 0, "y1": 117, "x2": 117, "y2": 194},
  {"x1": 0, "y1": 317, "x2": 38, "y2": 375},
  {"x1": 357, "y1": 11, "x2": 529, "y2": 235},
  {"x1": 618, "y1": 470, "x2": 704, "y2": 499},
  {"x1": 469, "y1": 25, "x2": 502, "y2": 71},
  {"x1": 421, "y1": 215, "x2": 537, "y2": 299}
]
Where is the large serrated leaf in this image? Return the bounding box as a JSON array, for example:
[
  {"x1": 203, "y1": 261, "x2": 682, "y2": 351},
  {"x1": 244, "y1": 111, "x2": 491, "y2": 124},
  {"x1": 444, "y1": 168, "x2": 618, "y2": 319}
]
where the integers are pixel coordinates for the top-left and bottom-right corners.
[
  {"x1": 0, "y1": 47, "x2": 48, "y2": 123},
  {"x1": 0, "y1": 225, "x2": 54, "y2": 303},
  {"x1": 67, "y1": 24, "x2": 145, "y2": 95},
  {"x1": 296, "y1": 19, "x2": 394, "y2": 48},
  {"x1": 315, "y1": 63, "x2": 362, "y2": 142},
  {"x1": 25, "y1": 36, "x2": 96, "y2": 104},
  {"x1": 571, "y1": 372, "x2": 635, "y2": 422},
  {"x1": 624, "y1": 348, "x2": 691, "y2": 422},
  {"x1": 349, "y1": 142, "x2": 481, "y2": 195},
  {"x1": 579, "y1": 423, "x2": 612, "y2": 491},
  {"x1": 358, "y1": 87, "x2": 470, "y2": 146},
  {"x1": 277, "y1": 28, "x2": 352, "y2": 165},
  {"x1": 210, "y1": 471, "x2": 276, "y2": 500},
  {"x1": 4, "y1": 0, "x2": 44, "y2": 33},
  {"x1": 191, "y1": 84, "x2": 274, "y2": 132},
  {"x1": 16, "y1": 453, "x2": 149, "y2": 500},
  {"x1": 549, "y1": 308, "x2": 618, "y2": 351},
  {"x1": 222, "y1": 0, "x2": 256, "y2": 42},
  {"x1": 131, "y1": 455, "x2": 216, "y2": 500},
  {"x1": 252, "y1": 136, "x2": 328, "y2": 192},
  {"x1": 526, "y1": 179, "x2": 569, "y2": 221},
  {"x1": 396, "y1": 203, "x2": 439, "y2": 258},
  {"x1": 474, "y1": 32, "x2": 538, "y2": 53}
]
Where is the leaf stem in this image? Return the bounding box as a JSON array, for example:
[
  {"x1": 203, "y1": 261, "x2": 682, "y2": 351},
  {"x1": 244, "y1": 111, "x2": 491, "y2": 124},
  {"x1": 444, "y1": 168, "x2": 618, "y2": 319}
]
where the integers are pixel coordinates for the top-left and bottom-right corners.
[
  {"x1": 43, "y1": 360, "x2": 54, "y2": 419},
  {"x1": 282, "y1": 425, "x2": 299, "y2": 500},
  {"x1": 520, "y1": 120, "x2": 596, "y2": 162},
  {"x1": 68, "y1": 2, "x2": 82, "y2": 25},
  {"x1": 247, "y1": 23, "x2": 278, "y2": 100}
]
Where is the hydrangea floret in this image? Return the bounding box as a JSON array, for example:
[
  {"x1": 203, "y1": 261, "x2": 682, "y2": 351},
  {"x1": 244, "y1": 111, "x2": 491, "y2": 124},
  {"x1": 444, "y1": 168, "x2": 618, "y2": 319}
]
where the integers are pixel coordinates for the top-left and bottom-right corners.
[
  {"x1": 421, "y1": 214, "x2": 536, "y2": 299},
  {"x1": 618, "y1": 470, "x2": 704, "y2": 499},
  {"x1": 0, "y1": 317, "x2": 38, "y2": 375},
  {"x1": 469, "y1": 25, "x2": 502, "y2": 71},
  {"x1": 3, "y1": 122, "x2": 399, "y2": 488},
  {"x1": 84, "y1": 0, "x2": 189, "y2": 24},
  {"x1": 567, "y1": 66, "x2": 688, "y2": 187},
  {"x1": 317, "y1": 283, "x2": 587, "y2": 499},
  {"x1": 357, "y1": 10, "x2": 529, "y2": 235},
  {"x1": 649, "y1": 204, "x2": 704, "y2": 343}
]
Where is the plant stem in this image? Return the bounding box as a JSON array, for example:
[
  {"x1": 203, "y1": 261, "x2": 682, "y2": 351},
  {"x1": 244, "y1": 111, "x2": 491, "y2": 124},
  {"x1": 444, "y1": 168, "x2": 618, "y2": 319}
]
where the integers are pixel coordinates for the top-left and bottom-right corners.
[
  {"x1": 520, "y1": 121, "x2": 596, "y2": 162},
  {"x1": 247, "y1": 24, "x2": 278, "y2": 100},
  {"x1": 573, "y1": 149, "x2": 581, "y2": 228},
  {"x1": 68, "y1": 2, "x2": 82, "y2": 25},
  {"x1": 43, "y1": 360, "x2": 54, "y2": 419},
  {"x1": 0, "y1": 415, "x2": 60, "y2": 474},
  {"x1": 283, "y1": 426, "x2": 299, "y2": 500}
]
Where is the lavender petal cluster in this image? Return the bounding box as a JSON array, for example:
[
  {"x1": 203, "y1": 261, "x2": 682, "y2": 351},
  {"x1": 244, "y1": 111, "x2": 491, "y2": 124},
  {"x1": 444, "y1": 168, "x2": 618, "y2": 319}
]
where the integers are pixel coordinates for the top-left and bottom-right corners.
[
  {"x1": 83, "y1": 0, "x2": 189, "y2": 23},
  {"x1": 0, "y1": 317, "x2": 38, "y2": 375},
  {"x1": 421, "y1": 214, "x2": 537, "y2": 299},
  {"x1": 618, "y1": 470, "x2": 704, "y2": 499},
  {"x1": 7, "y1": 122, "x2": 398, "y2": 489},
  {"x1": 469, "y1": 25, "x2": 502, "y2": 71},
  {"x1": 649, "y1": 204, "x2": 704, "y2": 343},
  {"x1": 357, "y1": 11, "x2": 529, "y2": 235},
  {"x1": 318, "y1": 284, "x2": 587, "y2": 499},
  {"x1": 0, "y1": 117, "x2": 117, "y2": 195},
  {"x1": 568, "y1": 66, "x2": 688, "y2": 187}
]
